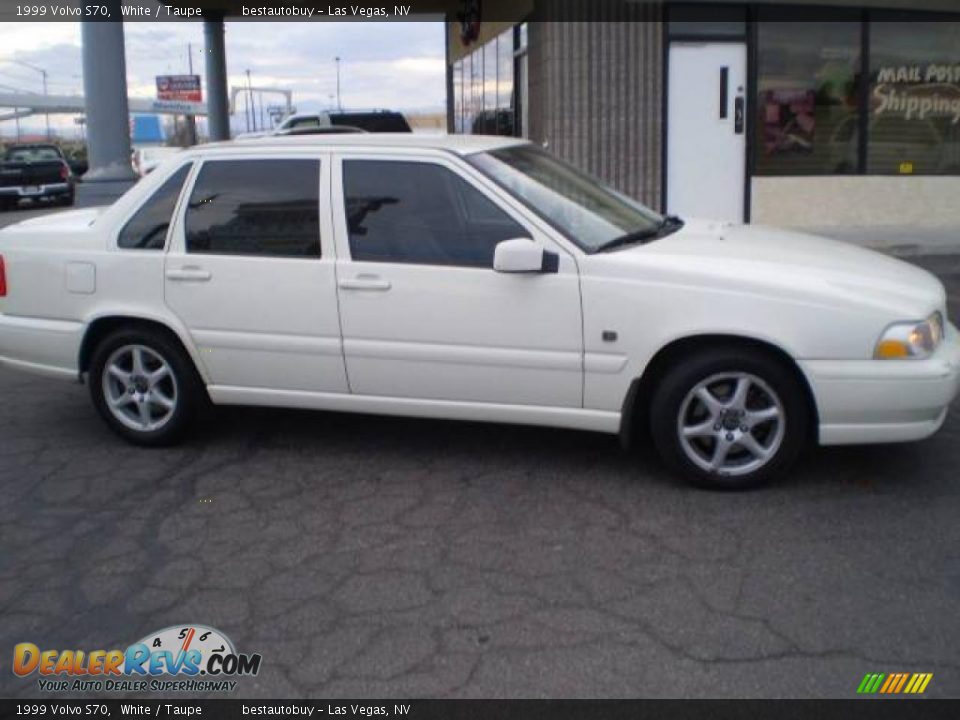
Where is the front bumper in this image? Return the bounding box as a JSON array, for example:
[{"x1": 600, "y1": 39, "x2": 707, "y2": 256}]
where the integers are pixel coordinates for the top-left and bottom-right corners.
[
  {"x1": 800, "y1": 322, "x2": 960, "y2": 445},
  {"x1": 0, "y1": 182, "x2": 72, "y2": 199}
]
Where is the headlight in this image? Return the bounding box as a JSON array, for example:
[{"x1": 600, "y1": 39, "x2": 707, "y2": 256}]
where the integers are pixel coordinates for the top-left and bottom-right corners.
[{"x1": 875, "y1": 312, "x2": 944, "y2": 359}]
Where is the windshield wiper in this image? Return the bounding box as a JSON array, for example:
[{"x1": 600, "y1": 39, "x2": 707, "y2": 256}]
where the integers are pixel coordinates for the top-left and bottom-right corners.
[{"x1": 595, "y1": 215, "x2": 685, "y2": 253}]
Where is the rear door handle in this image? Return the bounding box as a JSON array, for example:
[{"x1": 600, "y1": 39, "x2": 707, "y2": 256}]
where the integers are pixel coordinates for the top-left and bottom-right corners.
[
  {"x1": 165, "y1": 267, "x2": 212, "y2": 282},
  {"x1": 338, "y1": 275, "x2": 391, "y2": 291}
]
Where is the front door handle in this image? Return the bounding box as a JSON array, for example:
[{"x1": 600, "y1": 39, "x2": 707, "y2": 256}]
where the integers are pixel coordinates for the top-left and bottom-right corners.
[
  {"x1": 338, "y1": 275, "x2": 391, "y2": 291},
  {"x1": 734, "y1": 96, "x2": 744, "y2": 135},
  {"x1": 166, "y1": 267, "x2": 212, "y2": 282}
]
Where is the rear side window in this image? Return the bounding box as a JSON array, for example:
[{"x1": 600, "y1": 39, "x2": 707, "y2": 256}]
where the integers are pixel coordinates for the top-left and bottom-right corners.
[
  {"x1": 118, "y1": 164, "x2": 191, "y2": 250},
  {"x1": 342, "y1": 160, "x2": 529, "y2": 267},
  {"x1": 185, "y1": 159, "x2": 321, "y2": 257}
]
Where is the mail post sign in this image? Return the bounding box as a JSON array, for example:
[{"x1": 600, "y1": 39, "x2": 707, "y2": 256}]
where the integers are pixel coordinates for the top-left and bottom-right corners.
[{"x1": 156, "y1": 75, "x2": 202, "y2": 103}]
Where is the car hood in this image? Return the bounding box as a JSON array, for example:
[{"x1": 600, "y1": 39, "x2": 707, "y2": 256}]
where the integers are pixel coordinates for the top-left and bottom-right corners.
[{"x1": 607, "y1": 219, "x2": 946, "y2": 319}]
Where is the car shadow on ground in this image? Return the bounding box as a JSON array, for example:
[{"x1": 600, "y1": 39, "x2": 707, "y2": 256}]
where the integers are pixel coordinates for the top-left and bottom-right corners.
[{"x1": 147, "y1": 399, "x2": 952, "y2": 495}]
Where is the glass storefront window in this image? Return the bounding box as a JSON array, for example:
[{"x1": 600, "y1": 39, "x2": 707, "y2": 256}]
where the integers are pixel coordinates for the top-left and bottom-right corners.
[
  {"x1": 756, "y1": 20, "x2": 862, "y2": 175},
  {"x1": 452, "y1": 26, "x2": 522, "y2": 138},
  {"x1": 868, "y1": 20, "x2": 960, "y2": 175}
]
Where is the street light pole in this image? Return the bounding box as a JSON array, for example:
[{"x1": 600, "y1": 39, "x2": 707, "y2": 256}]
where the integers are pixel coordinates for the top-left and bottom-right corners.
[
  {"x1": 335, "y1": 56, "x2": 341, "y2": 111},
  {"x1": 12, "y1": 59, "x2": 50, "y2": 139}
]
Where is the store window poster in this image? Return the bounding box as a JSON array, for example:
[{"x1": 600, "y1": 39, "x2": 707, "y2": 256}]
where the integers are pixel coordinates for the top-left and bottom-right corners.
[{"x1": 762, "y1": 89, "x2": 816, "y2": 155}]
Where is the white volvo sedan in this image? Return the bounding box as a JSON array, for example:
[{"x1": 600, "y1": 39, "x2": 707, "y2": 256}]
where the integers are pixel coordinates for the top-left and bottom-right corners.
[{"x1": 0, "y1": 135, "x2": 958, "y2": 488}]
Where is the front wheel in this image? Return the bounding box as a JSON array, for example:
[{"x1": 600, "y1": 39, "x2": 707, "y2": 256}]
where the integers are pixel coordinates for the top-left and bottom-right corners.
[
  {"x1": 89, "y1": 327, "x2": 201, "y2": 446},
  {"x1": 649, "y1": 348, "x2": 810, "y2": 489}
]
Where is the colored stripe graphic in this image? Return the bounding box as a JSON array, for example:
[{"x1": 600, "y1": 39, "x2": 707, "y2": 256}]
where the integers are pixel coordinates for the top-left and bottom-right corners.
[{"x1": 857, "y1": 672, "x2": 932, "y2": 694}]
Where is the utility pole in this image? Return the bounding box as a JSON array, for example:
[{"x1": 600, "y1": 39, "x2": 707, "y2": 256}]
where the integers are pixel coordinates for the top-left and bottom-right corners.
[
  {"x1": 245, "y1": 69, "x2": 255, "y2": 132},
  {"x1": 184, "y1": 42, "x2": 197, "y2": 145},
  {"x1": 335, "y1": 56, "x2": 342, "y2": 111}
]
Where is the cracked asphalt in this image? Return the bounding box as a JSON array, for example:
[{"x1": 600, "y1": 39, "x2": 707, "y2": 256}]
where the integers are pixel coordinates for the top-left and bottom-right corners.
[{"x1": 1, "y1": 203, "x2": 959, "y2": 699}]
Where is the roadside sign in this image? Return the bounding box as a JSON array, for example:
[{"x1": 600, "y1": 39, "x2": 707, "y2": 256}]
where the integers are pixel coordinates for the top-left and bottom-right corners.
[{"x1": 156, "y1": 75, "x2": 202, "y2": 103}]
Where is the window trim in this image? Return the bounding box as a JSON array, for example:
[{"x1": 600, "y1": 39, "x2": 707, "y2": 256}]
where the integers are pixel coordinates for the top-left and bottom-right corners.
[
  {"x1": 177, "y1": 155, "x2": 326, "y2": 260},
  {"x1": 330, "y1": 149, "x2": 576, "y2": 269}
]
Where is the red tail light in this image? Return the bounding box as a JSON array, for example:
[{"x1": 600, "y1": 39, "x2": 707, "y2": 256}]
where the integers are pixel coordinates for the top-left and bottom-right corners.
[
  {"x1": 0, "y1": 256, "x2": 6, "y2": 297},
  {"x1": 60, "y1": 163, "x2": 70, "y2": 181}
]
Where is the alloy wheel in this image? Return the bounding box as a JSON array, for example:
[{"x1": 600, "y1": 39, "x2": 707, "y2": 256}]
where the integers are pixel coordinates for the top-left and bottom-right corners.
[
  {"x1": 676, "y1": 372, "x2": 786, "y2": 477},
  {"x1": 101, "y1": 344, "x2": 179, "y2": 433}
]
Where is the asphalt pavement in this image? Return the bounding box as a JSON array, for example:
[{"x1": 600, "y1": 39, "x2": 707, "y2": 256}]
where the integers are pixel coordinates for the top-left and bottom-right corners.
[{"x1": 1, "y1": 202, "x2": 959, "y2": 699}]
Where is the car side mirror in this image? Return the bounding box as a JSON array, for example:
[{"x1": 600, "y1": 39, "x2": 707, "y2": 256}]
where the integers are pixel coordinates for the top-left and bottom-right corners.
[{"x1": 493, "y1": 238, "x2": 559, "y2": 274}]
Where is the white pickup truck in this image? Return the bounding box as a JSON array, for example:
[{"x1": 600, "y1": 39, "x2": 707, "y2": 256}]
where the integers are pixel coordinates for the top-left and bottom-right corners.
[{"x1": 0, "y1": 134, "x2": 958, "y2": 489}]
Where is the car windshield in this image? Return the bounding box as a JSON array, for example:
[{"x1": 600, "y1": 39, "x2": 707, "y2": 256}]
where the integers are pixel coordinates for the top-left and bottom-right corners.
[
  {"x1": 467, "y1": 144, "x2": 664, "y2": 252},
  {"x1": 5, "y1": 147, "x2": 60, "y2": 162}
]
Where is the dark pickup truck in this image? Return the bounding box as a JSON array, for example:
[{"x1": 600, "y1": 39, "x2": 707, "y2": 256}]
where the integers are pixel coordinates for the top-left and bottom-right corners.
[{"x1": 0, "y1": 144, "x2": 75, "y2": 210}]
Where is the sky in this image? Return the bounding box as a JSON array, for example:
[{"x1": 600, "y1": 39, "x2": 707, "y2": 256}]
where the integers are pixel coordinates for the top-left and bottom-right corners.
[{"x1": 0, "y1": 19, "x2": 447, "y2": 138}]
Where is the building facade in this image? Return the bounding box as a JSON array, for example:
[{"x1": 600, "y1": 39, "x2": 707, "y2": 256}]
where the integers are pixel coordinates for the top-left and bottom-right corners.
[{"x1": 447, "y1": 0, "x2": 960, "y2": 230}]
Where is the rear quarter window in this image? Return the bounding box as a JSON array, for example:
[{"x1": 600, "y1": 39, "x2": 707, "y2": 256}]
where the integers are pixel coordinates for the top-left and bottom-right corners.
[{"x1": 118, "y1": 164, "x2": 192, "y2": 250}]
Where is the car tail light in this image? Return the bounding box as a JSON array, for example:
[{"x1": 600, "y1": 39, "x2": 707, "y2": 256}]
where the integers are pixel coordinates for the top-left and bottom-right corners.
[
  {"x1": 0, "y1": 256, "x2": 6, "y2": 297},
  {"x1": 60, "y1": 163, "x2": 70, "y2": 181}
]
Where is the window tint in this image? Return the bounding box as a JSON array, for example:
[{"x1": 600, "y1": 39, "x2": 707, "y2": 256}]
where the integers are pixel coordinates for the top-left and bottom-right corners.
[
  {"x1": 343, "y1": 160, "x2": 529, "y2": 267},
  {"x1": 185, "y1": 159, "x2": 321, "y2": 257},
  {"x1": 118, "y1": 164, "x2": 191, "y2": 250}
]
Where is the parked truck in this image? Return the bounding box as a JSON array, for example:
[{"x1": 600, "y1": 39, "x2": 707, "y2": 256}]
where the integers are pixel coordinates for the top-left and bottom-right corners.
[{"x1": 0, "y1": 144, "x2": 75, "y2": 211}]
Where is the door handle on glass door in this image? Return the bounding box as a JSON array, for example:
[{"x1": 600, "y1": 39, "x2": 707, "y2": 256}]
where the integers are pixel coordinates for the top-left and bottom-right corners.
[
  {"x1": 338, "y1": 275, "x2": 392, "y2": 291},
  {"x1": 165, "y1": 267, "x2": 212, "y2": 282}
]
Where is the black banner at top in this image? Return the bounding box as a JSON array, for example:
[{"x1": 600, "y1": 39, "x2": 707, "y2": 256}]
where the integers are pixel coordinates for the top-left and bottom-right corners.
[{"x1": 3, "y1": 0, "x2": 960, "y2": 23}]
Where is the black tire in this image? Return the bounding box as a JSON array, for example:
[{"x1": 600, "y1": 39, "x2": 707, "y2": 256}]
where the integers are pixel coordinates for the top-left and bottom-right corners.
[
  {"x1": 88, "y1": 326, "x2": 203, "y2": 446},
  {"x1": 649, "y1": 345, "x2": 810, "y2": 490},
  {"x1": 61, "y1": 192, "x2": 75, "y2": 207},
  {"x1": 0, "y1": 198, "x2": 15, "y2": 212}
]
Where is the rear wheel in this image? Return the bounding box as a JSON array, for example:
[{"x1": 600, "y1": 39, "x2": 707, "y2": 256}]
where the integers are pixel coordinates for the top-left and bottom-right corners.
[
  {"x1": 650, "y1": 347, "x2": 809, "y2": 489},
  {"x1": 89, "y1": 327, "x2": 201, "y2": 446}
]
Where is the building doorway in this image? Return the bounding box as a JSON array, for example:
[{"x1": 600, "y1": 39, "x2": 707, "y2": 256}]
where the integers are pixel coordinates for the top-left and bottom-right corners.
[{"x1": 667, "y1": 42, "x2": 747, "y2": 223}]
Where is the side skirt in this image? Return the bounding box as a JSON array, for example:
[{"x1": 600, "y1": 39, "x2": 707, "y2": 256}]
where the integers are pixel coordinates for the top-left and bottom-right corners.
[{"x1": 207, "y1": 385, "x2": 621, "y2": 435}]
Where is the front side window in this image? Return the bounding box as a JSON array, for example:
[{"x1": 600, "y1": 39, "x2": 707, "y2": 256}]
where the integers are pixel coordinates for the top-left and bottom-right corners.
[
  {"x1": 468, "y1": 144, "x2": 663, "y2": 252},
  {"x1": 342, "y1": 160, "x2": 529, "y2": 267},
  {"x1": 185, "y1": 159, "x2": 321, "y2": 257},
  {"x1": 118, "y1": 164, "x2": 191, "y2": 250}
]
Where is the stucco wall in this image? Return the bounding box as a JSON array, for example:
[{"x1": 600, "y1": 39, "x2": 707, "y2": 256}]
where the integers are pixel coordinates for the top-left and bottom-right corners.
[{"x1": 751, "y1": 176, "x2": 960, "y2": 229}]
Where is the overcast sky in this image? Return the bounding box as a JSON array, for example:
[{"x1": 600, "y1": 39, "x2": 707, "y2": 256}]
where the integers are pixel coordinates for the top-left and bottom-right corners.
[{"x1": 0, "y1": 20, "x2": 446, "y2": 137}]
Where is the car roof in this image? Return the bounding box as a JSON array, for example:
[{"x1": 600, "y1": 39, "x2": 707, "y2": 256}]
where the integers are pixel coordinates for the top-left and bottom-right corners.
[{"x1": 200, "y1": 133, "x2": 529, "y2": 156}]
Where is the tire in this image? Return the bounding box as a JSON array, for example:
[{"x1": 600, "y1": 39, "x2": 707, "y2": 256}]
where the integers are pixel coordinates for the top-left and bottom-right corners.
[
  {"x1": 88, "y1": 326, "x2": 202, "y2": 446},
  {"x1": 61, "y1": 192, "x2": 75, "y2": 207},
  {"x1": 649, "y1": 346, "x2": 810, "y2": 490}
]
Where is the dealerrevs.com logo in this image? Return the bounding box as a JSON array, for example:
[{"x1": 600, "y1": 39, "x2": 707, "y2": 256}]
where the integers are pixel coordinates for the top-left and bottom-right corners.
[{"x1": 13, "y1": 625, "x2": 261, "y2": 693}]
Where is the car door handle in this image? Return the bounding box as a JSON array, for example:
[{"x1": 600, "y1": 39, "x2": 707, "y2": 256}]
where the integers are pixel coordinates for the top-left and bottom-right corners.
[
  {"x1": 338, "y1": 275, "x2": 391, "y2": 291},
  {"x1": 165, "y1": 267, "x2": 212, "y2": 282}
]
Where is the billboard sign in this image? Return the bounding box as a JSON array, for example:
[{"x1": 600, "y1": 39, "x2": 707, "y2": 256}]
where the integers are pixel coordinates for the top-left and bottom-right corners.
[{"x1": 156, "y1": 75, "x2": 202, "y2": 103}]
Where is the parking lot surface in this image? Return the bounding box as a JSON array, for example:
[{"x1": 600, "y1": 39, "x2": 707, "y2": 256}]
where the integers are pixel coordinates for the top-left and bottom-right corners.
[{"x1": 1, "y1": 204, "x2": 959, "y2": 698}]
